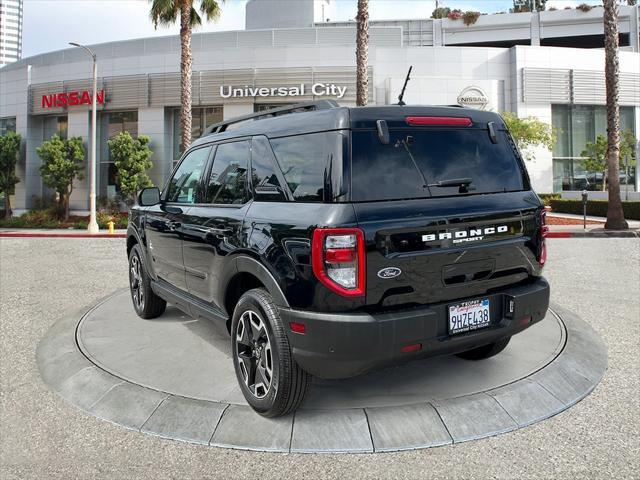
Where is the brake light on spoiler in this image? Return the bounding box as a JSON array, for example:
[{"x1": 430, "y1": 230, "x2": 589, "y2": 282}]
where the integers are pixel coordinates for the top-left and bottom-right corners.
[
  {"x1": 406, "y1": 116, "x2": 473, "y2": 127},
  {"x1": 312, "y1": 228, "x2": 366, "y2": 297}
]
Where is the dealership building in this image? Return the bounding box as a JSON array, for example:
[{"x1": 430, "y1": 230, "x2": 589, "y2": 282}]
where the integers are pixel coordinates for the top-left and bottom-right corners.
[{"x1": 1, "y1": 0, "x2": 639, "y2": 213}]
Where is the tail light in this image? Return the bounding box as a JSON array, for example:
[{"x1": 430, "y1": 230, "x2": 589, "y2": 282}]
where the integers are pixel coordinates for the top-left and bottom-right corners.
[
  {"x1": 312, "y1": 228, "x2": 366, "y2": 297},
  {"x1": 538, "y1": 209, "x2": 548, "y2": 267}
]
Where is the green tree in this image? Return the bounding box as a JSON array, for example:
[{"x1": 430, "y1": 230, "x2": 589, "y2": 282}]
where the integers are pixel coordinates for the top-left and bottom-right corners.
[
  {"x1": 431, "y1": 6, "x2": 451, "y2": 19},
  {"x1": 150, "y1": 0, "x2": 224, "y2": 153},
  {"x1": 581, "y1": 130, "x2": 638, "y2": 191},
  {"x1": 0, "y1": 132, "x2": 21, "y2": 219},
  {"x1": 501, "y1": 111, "x2": 556, "y2": 161},
  {"x1": 580, "y1": 134, "x2": 608, "y2": 191},
  {"x1": 37, "y1": 135, "x2": 85, "y2": 221},
  {"x1": 108, "y1": 132, "x2": 154, "y2": 204}
]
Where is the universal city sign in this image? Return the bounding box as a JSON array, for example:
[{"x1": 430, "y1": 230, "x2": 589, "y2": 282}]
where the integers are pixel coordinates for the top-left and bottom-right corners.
[
  {"x1": 220, "y1": 83, "x2": 347, "y2": 99},
  {"x1": 41, "y1": 90, "x2": 105, "y2": 109}
]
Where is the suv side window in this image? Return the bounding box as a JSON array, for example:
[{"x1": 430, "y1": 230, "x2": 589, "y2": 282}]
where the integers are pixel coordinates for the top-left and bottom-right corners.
[
  {"x1": 270, "y1": 132, "x2": 343, "y2": 202},
  {"x1": 165, "y1": 146, "x2": 211, "y2": 203},
  {"x1": 250, "y1": 136, "x2": 286, "y2": 202},
  {"x1": 204, "y1": 140, "x2": 249, "y2": 204}
]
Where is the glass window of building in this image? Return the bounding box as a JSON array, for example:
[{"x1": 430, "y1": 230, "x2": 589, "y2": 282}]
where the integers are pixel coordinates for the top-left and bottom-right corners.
[
  {"x1": 57, "y1": 116, "x2": 68, "y2": 139},
  {"x1": 42, "y1": 115, "x2": 68, "y2": 141},
  {"x1": 99, "y1": 111, "x2": 138, "y2": 199},
  {"x1": 173, "y1": 106, "x2": 223, "y2": 161},
  {"x1": 0, "y1": 117, "x2": 17, "y2": 135},
  {"x1": 552, "y1": 105, "x2": 636, "y2": 192}
]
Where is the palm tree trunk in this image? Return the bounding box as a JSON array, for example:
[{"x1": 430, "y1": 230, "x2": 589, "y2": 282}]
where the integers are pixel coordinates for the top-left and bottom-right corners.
[
  {"x1": 603, "y1": 0, "x2": 627, "y2": 230},
  {"x1": 356, "y1": 0, "x2": 369, "y2": 106},
  {"x1": 179, "y1": 0, "x2": 193, "y2": 153}
]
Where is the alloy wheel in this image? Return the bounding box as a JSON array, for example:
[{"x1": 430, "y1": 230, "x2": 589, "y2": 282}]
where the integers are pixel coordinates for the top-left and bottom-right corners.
[
  {"x1": 129, "y1": 255, "x2": 145, "y2": 310},
  {"x1": 235, "y1": 310, "x2": 274, "y2": 399}
]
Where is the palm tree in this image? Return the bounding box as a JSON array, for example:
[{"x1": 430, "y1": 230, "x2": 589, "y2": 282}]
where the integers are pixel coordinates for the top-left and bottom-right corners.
[
  {"x1": 150, "y1": 0, "x2": 224, "y2": 153},
  {"x1": 355, "y1": 0, "x2": 369, "y2": 106},
  {"x1": 602, "y1": 0, "x2": 628, "y2": 230}
]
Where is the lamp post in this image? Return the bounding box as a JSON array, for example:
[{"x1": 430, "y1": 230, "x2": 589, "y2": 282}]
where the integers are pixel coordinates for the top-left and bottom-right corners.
[{"x1": 69, "y1": 42, "x2": 99, "y2": 234}]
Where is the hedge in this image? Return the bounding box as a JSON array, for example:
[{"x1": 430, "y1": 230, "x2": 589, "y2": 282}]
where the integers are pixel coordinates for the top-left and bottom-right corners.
[
  {"x1": 549, "y1": 199, "x2": 640, "y2": 221},
  {"x1": 537, "y1": 193, "x2": 561, "y2": 206}
]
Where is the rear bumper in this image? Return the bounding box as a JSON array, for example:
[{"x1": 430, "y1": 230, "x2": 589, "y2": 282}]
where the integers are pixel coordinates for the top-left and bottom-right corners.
[{"x1": 278, "y1": 277, "x2": 550, "y2": 379}]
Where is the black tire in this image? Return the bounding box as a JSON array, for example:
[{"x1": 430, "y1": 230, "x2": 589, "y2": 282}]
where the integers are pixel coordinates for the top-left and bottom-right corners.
[
  {"x1": 128, "y1": 244, "x2": 166, "y2": 319},
  {"x1": 456, "y1": 336, "x2": 512, "y2": 360},
  {"x1": 231, "y1": 288, "x2": 309, "y2": 417}
]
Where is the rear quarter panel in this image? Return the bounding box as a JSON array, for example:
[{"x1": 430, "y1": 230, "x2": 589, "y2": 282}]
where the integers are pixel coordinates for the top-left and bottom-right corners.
[{"x1": 243, "y1": 201, "x2": 362, "y2": 312}]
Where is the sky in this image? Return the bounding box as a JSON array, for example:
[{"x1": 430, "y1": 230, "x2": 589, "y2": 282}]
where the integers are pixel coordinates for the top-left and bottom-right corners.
[{"x1": 21, "y1": 0, "x2": 605, "y2": 58}]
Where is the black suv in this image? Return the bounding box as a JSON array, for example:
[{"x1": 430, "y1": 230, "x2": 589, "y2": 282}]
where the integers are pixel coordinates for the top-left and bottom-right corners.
[{"x1": 126, "y1": 101, "x2": 550, "y2": 417}]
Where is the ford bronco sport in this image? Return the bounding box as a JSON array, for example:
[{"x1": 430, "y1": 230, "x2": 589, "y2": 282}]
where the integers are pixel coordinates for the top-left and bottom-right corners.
[{"x1": 126, "y1": 100, "x2": 550, "y2": 417}]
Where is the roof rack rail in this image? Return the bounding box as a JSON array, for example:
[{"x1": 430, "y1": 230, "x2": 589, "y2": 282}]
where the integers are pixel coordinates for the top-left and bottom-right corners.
[{"x1": 203, "y1": 100, "x2": 340, "y2": 136}]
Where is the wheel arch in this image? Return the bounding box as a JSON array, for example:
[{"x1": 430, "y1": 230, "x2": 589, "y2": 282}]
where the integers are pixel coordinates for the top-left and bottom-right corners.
[
  {"x1": 126, "y1": 227, "x2": 157, "y2": 281},
  {"x1": 224, "y1": 256, "x2": 290, "y2": 332}
]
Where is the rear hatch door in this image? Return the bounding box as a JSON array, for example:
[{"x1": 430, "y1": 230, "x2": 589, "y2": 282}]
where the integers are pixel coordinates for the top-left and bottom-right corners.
[{"x1": 350, "y1": 121, "x2": 543, "y2": 309}]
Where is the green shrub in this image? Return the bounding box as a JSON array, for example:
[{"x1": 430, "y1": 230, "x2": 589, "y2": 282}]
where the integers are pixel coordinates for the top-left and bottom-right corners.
[
  {"x1": 72, "y1": 220, "x2": 88, "y2": 230},
  {"x1": 549, "y1": 199, "x2": 640, "y2": 221},
  {"x1": 0, "y1": 208, "x2": 63, "y2": 228},
  {"x1": 431, "y1": 6, "x2": 451, "y2": 19},
  {"x1": 462, "y1": 11, "x2": 481, "y2": 26},
  {"x1": 538, "y1": 193, "x2": 561, "y2": 206},
  {"x1": 97, "y1": 211, "x2": 128, "y2": 229},
  {"x1": 576, "y1": 3, "x2": 593, "y2": 12}
]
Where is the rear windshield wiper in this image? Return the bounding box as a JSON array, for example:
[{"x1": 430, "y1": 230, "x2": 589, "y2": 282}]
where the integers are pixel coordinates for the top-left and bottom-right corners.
[
  {"x1": 428, "y1": 178, "x2": 472, "y2": 188},
  {"x1": 428, "y1": 178, "x2": 475, "y2": 193},
  {"x1": 395, "y1": 136, "x2": 433, "y2": 196}
]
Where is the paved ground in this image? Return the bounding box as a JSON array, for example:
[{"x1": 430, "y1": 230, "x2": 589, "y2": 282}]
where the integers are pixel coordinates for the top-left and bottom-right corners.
[{"x1": 0, "y1": 238, "x2": 638, "y2": 479}]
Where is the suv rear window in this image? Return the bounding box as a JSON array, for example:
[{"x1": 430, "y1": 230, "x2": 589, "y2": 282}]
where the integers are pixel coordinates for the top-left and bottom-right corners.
[{"x1": 351, "y1": 129, "x2": 526, "y2": 201}]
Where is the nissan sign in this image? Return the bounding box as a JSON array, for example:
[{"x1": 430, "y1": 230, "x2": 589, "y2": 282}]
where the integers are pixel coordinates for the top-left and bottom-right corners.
[
  {"x1": 41, "y1": 90, "x2": 105, "y2": 109},
  {"x1": 456, "y1": 86, "x2": 489, "y2": 110}
]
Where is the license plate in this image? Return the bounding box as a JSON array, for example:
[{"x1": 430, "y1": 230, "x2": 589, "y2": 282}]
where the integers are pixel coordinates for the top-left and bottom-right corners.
[{"x1": 448, "y1": 299, "x2": 490, "y2": 335}]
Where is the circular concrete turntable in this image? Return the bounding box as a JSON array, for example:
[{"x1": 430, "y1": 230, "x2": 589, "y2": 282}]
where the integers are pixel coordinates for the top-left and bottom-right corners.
[{"x1": 37, "y1": 289, "x2": 607, "y2": 453}]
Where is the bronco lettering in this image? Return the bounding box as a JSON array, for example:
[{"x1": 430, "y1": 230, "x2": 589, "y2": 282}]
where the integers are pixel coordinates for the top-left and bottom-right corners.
[{"x1": 422, "y1": 225, "x2": 509, "y2": 243}]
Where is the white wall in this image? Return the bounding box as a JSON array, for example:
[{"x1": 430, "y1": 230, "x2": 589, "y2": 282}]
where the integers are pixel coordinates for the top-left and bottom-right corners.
[
  {"x1": 3, "y1": 40, "x2": 639, "y2": 210},
  {"x1": 66, "y1": 110, "x2": 90, "y2": 212},
  {"x1": 138, "y1": 107, "x2": 171, "y2": 189}
]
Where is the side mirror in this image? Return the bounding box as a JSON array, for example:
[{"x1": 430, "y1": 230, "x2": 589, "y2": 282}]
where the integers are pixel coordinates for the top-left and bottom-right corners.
[{"x1": 138, "y1": 187, "x2": 161, "y2": 206}]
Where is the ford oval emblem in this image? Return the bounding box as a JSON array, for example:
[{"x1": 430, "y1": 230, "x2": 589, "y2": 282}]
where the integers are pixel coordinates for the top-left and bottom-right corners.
[{"x1": 377, "y1": 267, "x2": 401, "y2": 279}]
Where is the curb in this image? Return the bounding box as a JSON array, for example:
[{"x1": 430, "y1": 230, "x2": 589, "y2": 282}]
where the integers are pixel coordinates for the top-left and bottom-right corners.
[
  {"x1": 547, "y1": 230, "x2": 640, "y2": 239},
  {"x1": 0, "y1": 232, "x2": 126, "y2": 238},
  {"x1": 37, "y1": 290, "x2": 606, "y2": 454}
]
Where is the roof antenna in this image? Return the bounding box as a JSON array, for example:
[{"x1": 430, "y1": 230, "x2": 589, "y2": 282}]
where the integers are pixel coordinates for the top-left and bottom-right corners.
[{"x1": 397, "y1": 65, "x2": 413, "y2": 106}]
